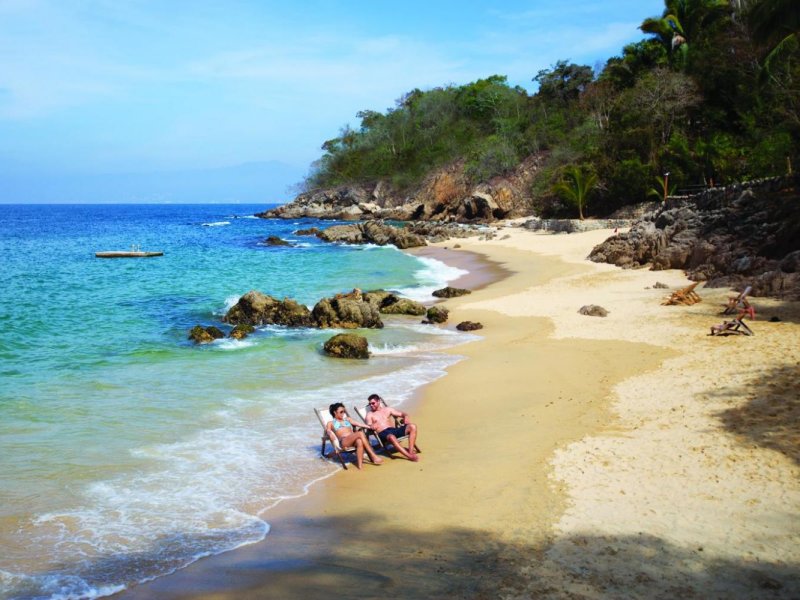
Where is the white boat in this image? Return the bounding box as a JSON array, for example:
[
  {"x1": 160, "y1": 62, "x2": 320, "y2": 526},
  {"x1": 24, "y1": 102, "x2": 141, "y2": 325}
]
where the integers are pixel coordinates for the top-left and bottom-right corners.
[{"x1": 95, "y1": 245, "x2": 163, "y2": 258}]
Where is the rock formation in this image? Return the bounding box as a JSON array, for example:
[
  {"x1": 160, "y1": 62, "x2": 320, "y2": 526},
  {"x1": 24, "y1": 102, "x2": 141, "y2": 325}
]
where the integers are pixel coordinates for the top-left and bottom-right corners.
[
  {"x1": 578, "y1": 305, "x2": 609, "y2": 317},
  {"x1": 223, "y1": 290, "x2": 314, "y2": 327},
  {"x1": 432, "y1": 287, "x2": 471, "y2": 298},
  {"x1": 229, "y1": 324, "x2": 255, "y2": 340},
  {"x1": 589, "y1": 176, "x2": 800, "y2": 300},
  {"x1": 188, "y1": 325, "x2": 224, "y2": 344},
  {"x1": 256, "y1": 155, "x2": 544, "y2": 224},
  {"x1": 379, "y1": 297, "x2": 427, "y2": 316},
  {"x1": 317, "y1": 221, "x2": 427, "y2": 249},
  {"x1": 456, "y1": 321, "x2": 483, "y2": 331},
  {"x1": 425, "y1": 306, "x2": 449, "y2": 324},
  {"x1": 312, "y1": 289, "x2": 384, "y2": 329}
]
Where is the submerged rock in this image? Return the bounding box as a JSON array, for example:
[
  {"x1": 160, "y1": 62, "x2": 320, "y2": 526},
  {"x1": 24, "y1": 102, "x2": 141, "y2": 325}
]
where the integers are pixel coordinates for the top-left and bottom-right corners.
[
  {"x1": 263, "y1": 236, "x2": 291, "y2": 246},
  {"x1": 188, "y1": 325, "x2": 225, "y2": 344},
  {"x1": 323, "y1": 333, "x2": 370, "y2": 359},
  {"x1": 229, "y1": 323, "x2": 255, "y2": 340}
]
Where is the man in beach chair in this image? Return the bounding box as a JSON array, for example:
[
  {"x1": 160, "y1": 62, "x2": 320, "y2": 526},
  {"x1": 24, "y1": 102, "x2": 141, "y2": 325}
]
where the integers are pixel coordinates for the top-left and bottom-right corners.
[
  {"x1": 359, "y1": 394, "x2": 420, "y2": 462},
  {"x1": 709, "y1": 318, "x2": 754, "y2": 336},
  {"x1": 315, "y1": 404, "x2": 383, "y2": 470}
]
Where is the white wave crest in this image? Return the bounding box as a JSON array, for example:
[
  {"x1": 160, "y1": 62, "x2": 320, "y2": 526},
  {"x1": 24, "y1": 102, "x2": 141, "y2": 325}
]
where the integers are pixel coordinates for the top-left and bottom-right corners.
[
  {"x1": 202, "y1": 221, "x2": 231, "y2": 227},
  {"x1": 396, "y1": 256, "x2": 469, "y2": 302}
]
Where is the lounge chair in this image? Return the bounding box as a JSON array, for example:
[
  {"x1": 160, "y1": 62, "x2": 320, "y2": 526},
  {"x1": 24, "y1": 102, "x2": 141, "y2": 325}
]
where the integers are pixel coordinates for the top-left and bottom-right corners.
[
  {"x1": 662, "y1": 282, "x2": 702, "y2": 306},
  {"x1": 354, "y1": 399, "x2": 421, "y2": 457},
  {"x1": 709, "y1": 318, "x2": 754, "y2": 336},
  {"x1": 314, "y1": 407, "x2": 379, "y2": 470},
  {"x1": 724, "y1": 286, "x2": 753, "y2": 315}
]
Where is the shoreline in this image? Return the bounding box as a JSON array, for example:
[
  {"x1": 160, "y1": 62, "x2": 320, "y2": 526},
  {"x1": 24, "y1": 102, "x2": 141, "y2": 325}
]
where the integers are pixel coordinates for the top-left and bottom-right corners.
[{"x1": 121, "y1": 227, "x2": 800, "y2": 599}]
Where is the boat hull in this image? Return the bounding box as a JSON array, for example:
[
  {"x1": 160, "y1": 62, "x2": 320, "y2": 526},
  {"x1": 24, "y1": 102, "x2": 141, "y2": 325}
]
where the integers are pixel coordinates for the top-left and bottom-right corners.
[{"x1": 95, "y1": 251, "x2": 164, "y2": 258}]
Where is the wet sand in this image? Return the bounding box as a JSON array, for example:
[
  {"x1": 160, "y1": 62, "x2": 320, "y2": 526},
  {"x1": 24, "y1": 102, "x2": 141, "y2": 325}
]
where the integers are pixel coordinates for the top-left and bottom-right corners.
[{"x1": 122, "y1": 227, "x2": 800, "y2": 599}]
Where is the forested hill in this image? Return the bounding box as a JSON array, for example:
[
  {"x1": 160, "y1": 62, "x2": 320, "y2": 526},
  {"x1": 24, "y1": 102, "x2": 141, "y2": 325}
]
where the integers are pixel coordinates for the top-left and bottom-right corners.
[{"x1": 295, "y1": 0, "x2": 798, "y2": 221}]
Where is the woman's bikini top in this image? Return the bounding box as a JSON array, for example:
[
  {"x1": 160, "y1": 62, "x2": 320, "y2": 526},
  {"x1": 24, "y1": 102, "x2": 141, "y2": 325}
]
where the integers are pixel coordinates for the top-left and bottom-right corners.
[{"x1": 332, "y1": 418, "x2": 352, "y2": 431}]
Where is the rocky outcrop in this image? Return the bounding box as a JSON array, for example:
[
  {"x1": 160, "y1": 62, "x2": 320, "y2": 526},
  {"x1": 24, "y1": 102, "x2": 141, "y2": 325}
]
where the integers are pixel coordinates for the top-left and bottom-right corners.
[
  {"x1": 312, "y1": 289, "x2": 384, "y2": 329},
  {"x1": 294, "y1": 227, "x2": 321, "y2": 236},
  {"x1": 223, "y1": 290, "x2": 314, "y2": 327},
  {"x1": 256, "y1": 155, "x2": 544, "y2": 224},
  {"x1": 263, "y1": 236, "x2": 291, "y2": 246},
  {"x1": 323, "y1": 333, "x2": 370, "y2": 359},
  {"x1": 425, "y1": 306, "x2": 449, "y2": 324},
  {"x1": 432, "y1": 287, "x2": 471, "y2": 298},
  {"x1": 188, "y1": 325, "x2": 224, "y2": 344},
  {"x1": 380, "y1": 298, "x2": 427, "y2": 316},
  {"x1": 589, "y1": 176, "x2": 800, "y2": 300},
  {"x1": 318, "y1": 221, "x2": 427, "y2": 249}
]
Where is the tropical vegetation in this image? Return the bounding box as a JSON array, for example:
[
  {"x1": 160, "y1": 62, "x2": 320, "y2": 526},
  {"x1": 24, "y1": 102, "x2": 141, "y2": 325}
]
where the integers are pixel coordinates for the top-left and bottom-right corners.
[{"x1": 304, "y1": 0, "x2": 799, "y2": 218}]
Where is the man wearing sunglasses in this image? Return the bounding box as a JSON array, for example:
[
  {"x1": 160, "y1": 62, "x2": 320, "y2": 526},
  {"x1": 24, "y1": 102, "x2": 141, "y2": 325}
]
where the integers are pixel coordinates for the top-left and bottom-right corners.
[{"x1": 364, "y1": 394, "x2": 420, "y2": 462}]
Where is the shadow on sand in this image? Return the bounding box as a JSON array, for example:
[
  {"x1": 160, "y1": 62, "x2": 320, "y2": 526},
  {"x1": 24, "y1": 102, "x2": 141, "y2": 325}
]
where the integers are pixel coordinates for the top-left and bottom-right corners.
[{"x1": 114, "y1": 513, "x2": 799, "y2": 600}]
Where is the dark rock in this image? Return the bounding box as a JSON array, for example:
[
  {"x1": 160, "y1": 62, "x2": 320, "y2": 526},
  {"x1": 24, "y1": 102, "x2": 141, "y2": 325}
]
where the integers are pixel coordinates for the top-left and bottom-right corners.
[
  {"x1": 653, "y1": 282, "x2": 670, "y2": 289},
  {"x1": 432, "y1": 287, "x2": 472, "y2": 298},
  {"x1": 323, "y1": 333, "x2": 370, "y2": 359},
  {"x1": 317, "y1": 221, "x2": 427, "y2": 249},
  {"x1": 188, "y1": 325, "x2": 224, "y2": 344},
  {"x1": 578, "y1": 305, "x2": 608, "y2": 317},
  {"x1": 769, "y1": 316, "x2": 781, "y2": 322},
  {"x1": 456, "y1": 321, "x2": 483, "y2": 331},
  {"x1": 426, "y1": 306, "x2": 449, "y2": 324},
  {"x1": 229, "y1": 323, "x2": 255, "y2": 340},
  {"x1": 362, "y1": 290, "x2": 397, "y2": 311},
  {"x1": 379, "y1": 298, "x2": 427, "y2": 316},
  {"x1": 294, "y1": 227, "x2": 321, "y2": 236},
  {"x1": 263, "y1": 236, "x2": 291, "y2": 246},
  {"x1": 589, "y1": 175, "x2": 800, "y2": 300},
  {"x1": 223, "y1": 290, "x2": 313, "y2": 327},
  {"x1": 312, "y1": 289, "x2": 383, "y2": 329}
]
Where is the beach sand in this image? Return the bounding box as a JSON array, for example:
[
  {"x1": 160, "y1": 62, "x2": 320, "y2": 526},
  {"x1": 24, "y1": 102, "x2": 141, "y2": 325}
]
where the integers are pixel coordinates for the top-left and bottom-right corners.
[{"x1": 122, "y1": 227, "x2": 800, "y2": 599}]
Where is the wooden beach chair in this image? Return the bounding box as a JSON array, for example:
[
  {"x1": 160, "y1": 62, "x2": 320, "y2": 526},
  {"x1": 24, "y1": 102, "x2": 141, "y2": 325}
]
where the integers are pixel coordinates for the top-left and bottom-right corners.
[
  {"x1": 709, "y1": 318, "x2": 754, "y2": 336},
  {"x1": 723, "y1": 286, "x2": 752, "y2": 315},
  {"x1": 661, "y1": 282, "x2": 702, "y2": 306},
  {"x1": 314, "y1": 407, "x2": 379, "y2": 470},
  {"x1": 354, "y1": 398, "x2": 421, "y2": 457}
]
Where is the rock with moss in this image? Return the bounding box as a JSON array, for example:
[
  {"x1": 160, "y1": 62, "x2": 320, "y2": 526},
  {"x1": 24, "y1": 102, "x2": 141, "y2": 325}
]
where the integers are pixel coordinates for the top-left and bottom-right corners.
[
  {"x1": 188, "y1": 325, "x2": 225, "y2": 344},
  {"x1": 362, "y1": 290, "x2": 396, "y2": 311},
  {"x1": 229, "y1": 323, "x2": 256, "y2": 340},
  {"x1": 432, "y1": 286, "x2": 471, "y2": 298},
  {"x1": 312, "y1": 289, "x2": 383, "y2": 329},
  {"x1": 223, "y1": 290, "x2": 313, "y2": 327},
  {"x1": 380, "y1": 297, "x2": 427, "y2": 316},
  {"x1": 425, "y1": 306, "x2": 449, "y2": 324},
  {"x1": 323, "y1": 333, "x2": 370, "y2": 359}
]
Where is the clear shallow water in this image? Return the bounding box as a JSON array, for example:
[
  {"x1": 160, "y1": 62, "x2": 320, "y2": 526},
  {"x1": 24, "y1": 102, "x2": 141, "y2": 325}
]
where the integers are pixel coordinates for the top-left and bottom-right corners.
[{"x1": 0, "y1": 204, "x2": 474, "y2": 599}]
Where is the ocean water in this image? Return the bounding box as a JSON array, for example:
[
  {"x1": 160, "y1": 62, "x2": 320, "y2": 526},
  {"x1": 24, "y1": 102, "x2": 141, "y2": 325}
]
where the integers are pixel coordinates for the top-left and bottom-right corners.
[{"x1": 0, "y1": 204, "x2": 475, "y2": 599}]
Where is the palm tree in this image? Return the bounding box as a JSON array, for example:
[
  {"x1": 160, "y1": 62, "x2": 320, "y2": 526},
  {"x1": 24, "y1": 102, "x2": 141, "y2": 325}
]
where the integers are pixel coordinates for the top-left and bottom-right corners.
[
  {"x1": 641, "y1": 0, "x2": 731, "y2": 68},
  {"x1": 746, "y1": 0, "x2": 800, "y2": 73},
  {"x1": 553, "y1": 166, "x2": 598, "y2": 220}
]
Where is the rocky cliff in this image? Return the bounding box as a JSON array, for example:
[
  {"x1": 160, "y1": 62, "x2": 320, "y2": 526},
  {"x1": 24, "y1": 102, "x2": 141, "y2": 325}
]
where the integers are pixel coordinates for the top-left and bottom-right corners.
[
  {"x1": 589, "y1": 176, "x2": 800, "y2": 300},
  {"x1": 257, "y1": 155, "x2": 544, "y2": 223}
]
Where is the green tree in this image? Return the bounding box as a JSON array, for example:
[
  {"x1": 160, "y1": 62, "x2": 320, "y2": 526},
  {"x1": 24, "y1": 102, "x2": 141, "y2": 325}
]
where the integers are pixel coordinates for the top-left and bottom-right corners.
[{"x1": 553, "y1": 165, "x2": 598, "y2": 220}]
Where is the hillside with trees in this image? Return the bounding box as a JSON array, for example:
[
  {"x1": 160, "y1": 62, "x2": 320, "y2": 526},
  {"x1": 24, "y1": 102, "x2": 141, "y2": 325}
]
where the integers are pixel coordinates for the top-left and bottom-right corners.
[{"x1": 298, "y1": 0, "x2": 798, "y2": 220}]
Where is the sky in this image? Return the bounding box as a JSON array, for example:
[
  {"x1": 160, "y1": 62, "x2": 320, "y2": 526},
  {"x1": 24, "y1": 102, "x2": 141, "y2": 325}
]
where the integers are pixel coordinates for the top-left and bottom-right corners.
[{"x1": 0, "y1": 0, "x2": 666, "y2": 203}]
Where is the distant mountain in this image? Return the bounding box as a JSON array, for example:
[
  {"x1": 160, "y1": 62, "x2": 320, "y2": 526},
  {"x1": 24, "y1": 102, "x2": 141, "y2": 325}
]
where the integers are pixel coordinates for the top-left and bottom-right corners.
[{"x1": 1, "y1": 161, "x2": 305, "y2": 203}]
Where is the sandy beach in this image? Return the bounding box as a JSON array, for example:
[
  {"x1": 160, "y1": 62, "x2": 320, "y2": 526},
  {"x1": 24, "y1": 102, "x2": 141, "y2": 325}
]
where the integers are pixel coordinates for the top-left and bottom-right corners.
[{"x1": 123, "y1": 226, "x2": 800, "y2": 599}]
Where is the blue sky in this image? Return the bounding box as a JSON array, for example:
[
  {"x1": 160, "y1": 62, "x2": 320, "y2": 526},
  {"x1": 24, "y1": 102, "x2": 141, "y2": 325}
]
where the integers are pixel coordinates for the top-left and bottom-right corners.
[{"x1": 0, "y1": 0, "x2": 665, "y2": 202}]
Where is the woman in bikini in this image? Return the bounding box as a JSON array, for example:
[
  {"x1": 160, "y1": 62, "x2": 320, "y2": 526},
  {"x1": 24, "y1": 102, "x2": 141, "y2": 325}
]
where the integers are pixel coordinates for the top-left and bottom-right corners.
[{"x1": 326, "y1": 402, "x2": 383, "y2": 469}]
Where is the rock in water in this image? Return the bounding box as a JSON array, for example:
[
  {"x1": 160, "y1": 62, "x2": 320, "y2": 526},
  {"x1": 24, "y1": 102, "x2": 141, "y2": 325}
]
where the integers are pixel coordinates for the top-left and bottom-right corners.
[
  {"x1": 263, "y1": 236, "x2": 291, "y2": 246},
  {"x1": 223, "y1": 290, "x2": 313, "y2": 327},
  {"x1": 312, "y1": 289, "x2": 384, "y2": 329},
  {"x1": 425, "y1": 306, "x2": 449, "y2": 323},
  {"x1": 323, "y1": 333, "x2": 370, "y2": 359},
  {"x1": 229, "y1": 323, "x2": 255, "y2": 340},
  {"x1": 188, "y1": 325, "x2": 225, "y2": 344},
  {"x1": 380, "y1": 297, "x2": 427, "y2": 316}
]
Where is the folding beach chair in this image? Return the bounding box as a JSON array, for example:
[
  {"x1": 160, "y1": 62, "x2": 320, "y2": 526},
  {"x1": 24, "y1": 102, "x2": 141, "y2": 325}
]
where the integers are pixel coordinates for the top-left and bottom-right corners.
[
  {"x1": 661, "y1": 282, "x2": 702, "y2": 306},
  {"x1": 724, "y1": 286, "x2": 753, "y2": 315},
  {"x1": 314, "y1": 407, "x2": 379, "y2": 470},
  {"x1": 354, "y1": 398, "x2": 421, "y2": 457},
  {"x1": 709, "y1": 318, "x2": 754, "y2": 336}
]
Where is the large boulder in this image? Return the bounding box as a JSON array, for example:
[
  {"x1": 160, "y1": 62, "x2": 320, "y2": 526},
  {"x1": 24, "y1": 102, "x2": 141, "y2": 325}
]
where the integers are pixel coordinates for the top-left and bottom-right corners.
[
  {"x1": 323, "y1": 333, "x2": 370, "y2": 359},
  {"x1": 223, "y1": 290, "x2": 313, "y2": 327},
  {"x1": 425, "y1": 306, "x2": 449, "y2": 324},
  {"x1": 312, "y1": 289, "x2": 384, "y2": 329},
  {"x1": 317, "y1": 221, "x2": 427, "y2": 249}
]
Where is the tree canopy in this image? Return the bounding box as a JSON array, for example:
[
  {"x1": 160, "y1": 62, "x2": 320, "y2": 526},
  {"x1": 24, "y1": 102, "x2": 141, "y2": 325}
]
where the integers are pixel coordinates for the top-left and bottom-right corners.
[{"x1": 304, "y1": 0, "x2": 799, "y2": 218}]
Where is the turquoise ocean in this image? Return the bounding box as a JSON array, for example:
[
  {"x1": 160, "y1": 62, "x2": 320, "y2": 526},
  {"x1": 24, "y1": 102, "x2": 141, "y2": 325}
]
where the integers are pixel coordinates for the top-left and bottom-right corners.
[{"x1": 0, "y1": 204, "x2": 475, "y2": 599}]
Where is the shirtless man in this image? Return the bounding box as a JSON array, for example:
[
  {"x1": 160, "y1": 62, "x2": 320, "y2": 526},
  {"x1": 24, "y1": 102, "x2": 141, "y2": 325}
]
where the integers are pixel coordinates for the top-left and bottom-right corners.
[{"x1": 364, "y1": 394, "x2": 419, "y2": 462}]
